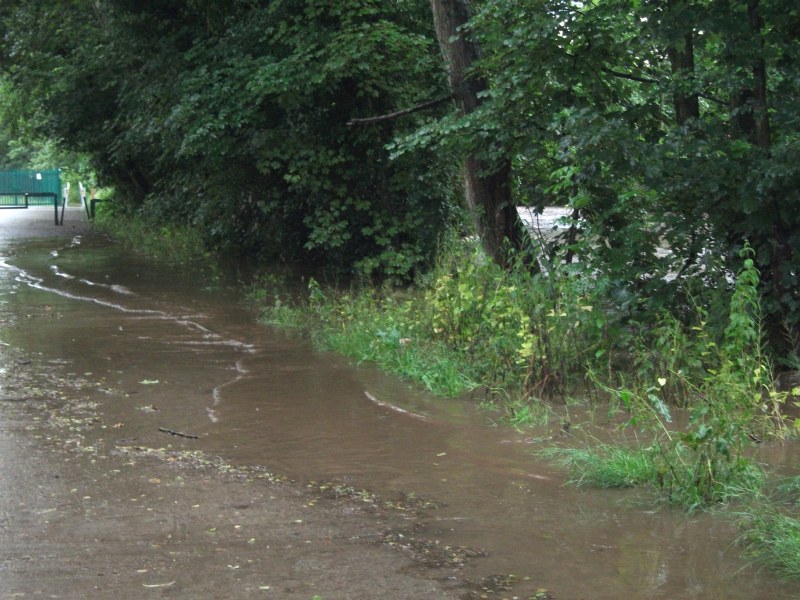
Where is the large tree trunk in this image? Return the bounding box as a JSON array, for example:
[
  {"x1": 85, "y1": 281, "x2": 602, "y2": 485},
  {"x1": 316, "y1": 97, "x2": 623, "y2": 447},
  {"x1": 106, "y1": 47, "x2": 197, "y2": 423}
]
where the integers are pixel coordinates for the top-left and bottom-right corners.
[
  {"x1": 728, "y1": 0, "x2": 793, "y2": 339},
  {"x1": 747, "y1": 0, "x2": 771, "y2": 151},
  {"x1": 666, "y1": 0, "x2": 699, "y2": 125},
  {"x1": 746, "y1": 0, "x2": 791, "y2": 331},
  {"x1": 429, "y1": 0, "x2": 526, "y2": 266},
  {"x1": 728, "y1": 0, "x2": 771, "y2": 150}
]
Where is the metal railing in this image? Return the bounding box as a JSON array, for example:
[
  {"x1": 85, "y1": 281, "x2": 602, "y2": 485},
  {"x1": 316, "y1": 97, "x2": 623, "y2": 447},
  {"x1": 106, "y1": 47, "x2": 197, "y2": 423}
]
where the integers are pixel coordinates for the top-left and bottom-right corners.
[
  {"x1": 0, "y1": 192, "x2": 30, "y2": 209},
  {"x1": 1, "y1": 185, "x2": 69, "y2": 226},
  {"x1": 22, "y1": 193, "x2": 61, "y2": 225},
  {"x1": 0, "y1": 169, "x2": 61, "y2": 205},
  {"x1": 79, "y1": 182, "x2": 112, "y2": 221}
]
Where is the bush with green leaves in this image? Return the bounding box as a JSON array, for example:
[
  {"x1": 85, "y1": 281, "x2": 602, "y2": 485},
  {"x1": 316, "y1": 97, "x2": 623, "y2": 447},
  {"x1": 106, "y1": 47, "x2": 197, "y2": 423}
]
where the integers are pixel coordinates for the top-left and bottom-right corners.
[
  {"x1": 420, "y1": 238, "x2": 616, "y2": 398},
  {"x1": 251, "y1": 233, "x2": 621, "y2": 410},
  {"x1": 567, "y1": 250, "x2": 785, "y2": 509}
]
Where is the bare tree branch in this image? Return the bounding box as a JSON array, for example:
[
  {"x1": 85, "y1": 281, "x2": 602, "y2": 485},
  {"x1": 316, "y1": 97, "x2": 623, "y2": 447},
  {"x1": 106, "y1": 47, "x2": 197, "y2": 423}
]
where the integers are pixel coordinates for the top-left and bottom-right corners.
[
  {"x1": 347, "y1": 95, "x2": 452, "y2": 126},
  {"x1": 603, "y1": 66, "x2": 727, "y2": 107},
  {"x1": 698, "y1": 92, "x2": 727, "y2": 107},
  {"x1": 601, "y1": 66, "x2": 659, "y2": 84}
]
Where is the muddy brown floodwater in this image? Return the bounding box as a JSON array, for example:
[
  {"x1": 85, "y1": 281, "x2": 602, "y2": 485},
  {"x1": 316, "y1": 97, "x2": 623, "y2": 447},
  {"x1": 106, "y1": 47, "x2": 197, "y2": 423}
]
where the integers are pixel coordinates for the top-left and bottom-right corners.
[{"x1": 1, "y1": 207, "x2": 799, "y2": 599}]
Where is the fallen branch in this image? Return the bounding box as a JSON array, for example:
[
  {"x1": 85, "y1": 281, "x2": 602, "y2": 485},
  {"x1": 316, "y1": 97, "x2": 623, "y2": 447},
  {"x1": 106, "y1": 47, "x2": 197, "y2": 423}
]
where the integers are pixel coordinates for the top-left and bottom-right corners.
[
  {"x1": 158, "y1": 427, "x2": 199, "y2": 439},
  {"x1": 364, "y1": 390, "x2": 430, "y2": 421}
]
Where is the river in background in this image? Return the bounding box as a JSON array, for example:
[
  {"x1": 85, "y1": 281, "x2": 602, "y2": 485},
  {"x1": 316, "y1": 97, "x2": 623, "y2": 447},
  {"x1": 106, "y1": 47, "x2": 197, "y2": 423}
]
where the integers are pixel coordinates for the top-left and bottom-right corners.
[{"x1": 1, "y1": 224, "x2": 798, "y2": 599}]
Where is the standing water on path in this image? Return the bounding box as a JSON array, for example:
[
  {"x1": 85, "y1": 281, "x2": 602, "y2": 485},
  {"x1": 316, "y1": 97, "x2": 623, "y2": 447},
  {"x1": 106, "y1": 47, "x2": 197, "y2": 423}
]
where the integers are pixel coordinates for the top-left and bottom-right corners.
[{"x1": 1, "y1": 231, "x2": 798, "y2": 599}]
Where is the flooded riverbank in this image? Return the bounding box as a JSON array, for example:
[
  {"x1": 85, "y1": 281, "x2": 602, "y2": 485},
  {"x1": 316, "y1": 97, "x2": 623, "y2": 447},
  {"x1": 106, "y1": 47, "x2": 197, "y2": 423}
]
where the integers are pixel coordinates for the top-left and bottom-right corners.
[{"x1": 1, "y1": 210, "x2": 798, "y2": 598}]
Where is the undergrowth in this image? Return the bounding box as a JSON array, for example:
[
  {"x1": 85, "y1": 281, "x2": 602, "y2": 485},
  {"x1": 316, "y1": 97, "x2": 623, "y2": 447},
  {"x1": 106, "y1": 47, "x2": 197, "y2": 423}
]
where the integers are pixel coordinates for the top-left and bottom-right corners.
[
  {"x1": 103, "y1": 215, "x2": 800, "y2": 580},
  {"x1": 539, "y1": 250, "x2": 784, "y2": 507},
  {"x1": 252, "y1": 234, "x2": 616, "y2": 402},
  {"x1": 93, "y1": 203, "x2": 209, "y2": 264},
  {"x1": 249, "y1": 237, "x2": 800, "y2": 578}
]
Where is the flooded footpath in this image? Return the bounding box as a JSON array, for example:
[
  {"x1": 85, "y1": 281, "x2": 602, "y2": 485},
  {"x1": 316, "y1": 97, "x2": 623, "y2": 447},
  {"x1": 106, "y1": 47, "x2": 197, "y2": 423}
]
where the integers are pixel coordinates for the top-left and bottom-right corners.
[{"x1": 1, "y1": 208, "x2": 798, "y2": 599}]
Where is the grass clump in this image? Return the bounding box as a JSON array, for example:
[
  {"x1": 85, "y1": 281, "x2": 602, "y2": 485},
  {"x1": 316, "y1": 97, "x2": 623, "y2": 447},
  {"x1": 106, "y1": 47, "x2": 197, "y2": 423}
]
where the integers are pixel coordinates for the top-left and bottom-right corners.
[
  {"x1": 245, "y1": 273, "x2": 306, "y2": 328},
  {"x1": 251, "y1": 274, "x2": 480, "y2": 397},
  {"x1": 738, "y1": 500, "x2": 800, "y2": 579},
  {"x1": 259, "y1": 298, "x2": 306, "y2": 329},
  {"x1": 501, "y1": 394, "x2": 553, "y2": 428},
  {"x1": 541, "y1": 444, "x2": 657, "y2": 488}
]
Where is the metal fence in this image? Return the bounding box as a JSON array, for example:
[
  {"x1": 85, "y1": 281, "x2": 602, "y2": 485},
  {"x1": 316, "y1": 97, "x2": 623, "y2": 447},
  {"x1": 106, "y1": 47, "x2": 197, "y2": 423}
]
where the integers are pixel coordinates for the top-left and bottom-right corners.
[{"x1": 0, "y1": 169, "x2": 61, "y2": 206}]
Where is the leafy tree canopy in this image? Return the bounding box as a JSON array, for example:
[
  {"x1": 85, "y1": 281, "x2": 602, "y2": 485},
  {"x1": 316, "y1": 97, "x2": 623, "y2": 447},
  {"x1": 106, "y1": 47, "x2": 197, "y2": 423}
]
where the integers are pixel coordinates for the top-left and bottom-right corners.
[{"x1": 1, "y1": 0, "x2": 456, "y2": 278}]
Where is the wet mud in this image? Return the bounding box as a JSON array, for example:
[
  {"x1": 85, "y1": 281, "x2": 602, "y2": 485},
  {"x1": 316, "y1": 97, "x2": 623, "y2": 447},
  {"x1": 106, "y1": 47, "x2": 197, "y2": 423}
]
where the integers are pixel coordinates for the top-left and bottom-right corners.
[
  {"x1": 0, "y1": 369, "x2": 464, "y2": 599},
  {"x1": 1, "y1": 208, "x2": 799, "y2": 599}
]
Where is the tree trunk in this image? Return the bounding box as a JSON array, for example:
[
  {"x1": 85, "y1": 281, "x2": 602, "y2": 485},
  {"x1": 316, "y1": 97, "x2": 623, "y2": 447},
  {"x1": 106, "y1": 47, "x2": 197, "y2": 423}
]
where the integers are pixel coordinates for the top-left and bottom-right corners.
[
  {"x1": 666, "y1": 0, "x2": 699, "y2": 125},
  {"x1": 728, "y1": 0, "x2": 793, "y2": 338},
  {"x1": 747, "y1": 0, "x2": 771, "y2": 150},
  {"x1": 728, "y1": 0, "x2": 771, "y2": 150},
  {"x1": 746, "y1": 0, "x2": 791, "y2": 330},
  {"x1": 429, "y1": 0, "x2": 526, "y2": 266}
]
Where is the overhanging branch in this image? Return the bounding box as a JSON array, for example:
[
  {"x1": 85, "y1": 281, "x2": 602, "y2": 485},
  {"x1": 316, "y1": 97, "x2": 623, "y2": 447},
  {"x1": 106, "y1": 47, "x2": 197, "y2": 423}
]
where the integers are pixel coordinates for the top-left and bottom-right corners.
[
  {"x1": 601, "y1": 66, "x2": 659, "y2": 84},
  {"x1": 602, "y1": 66, "x2": 727, "y2": 107},
  {"x1": 347, "y1": 95, "x2": 453, "y2": 126}
]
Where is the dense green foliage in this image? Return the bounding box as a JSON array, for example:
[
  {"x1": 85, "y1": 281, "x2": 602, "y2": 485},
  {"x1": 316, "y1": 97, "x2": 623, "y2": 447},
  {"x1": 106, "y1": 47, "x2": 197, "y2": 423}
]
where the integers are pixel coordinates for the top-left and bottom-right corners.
[
  {"x1": 1, "y1": 0, "x2": 455, "y2": 278},
  {"x1": 457, "y1": 0, "x2": 799, "y2": 348},
  {"x1": 2, "y1": 0, "x2": 798, "y2": 341}
]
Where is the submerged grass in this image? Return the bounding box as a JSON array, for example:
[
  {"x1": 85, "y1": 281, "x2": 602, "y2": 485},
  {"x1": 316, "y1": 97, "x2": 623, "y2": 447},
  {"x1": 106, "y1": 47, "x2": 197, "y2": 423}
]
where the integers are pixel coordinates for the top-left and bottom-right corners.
[
  {"x1": 254, "y1": 278, "x2": 480, "y2": 397},
  {"x1": 738, "y1": 500, "x2": 800, "y2": 579},
  {"x1": 326, "y1": 330, "x2": 477, "y2": 397},
  {"x1": 259, "y1": 298, "x2": 306, "y2": 329},
  {"x1": 540, "y1": 426, "x2": 766, "y2": 511},
  {"x1": 540, "y1": 444, "x2": 657, "y2": 489},
  {"x1": 502, "y1": 395, "x2": 553, "y2": 428}
]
